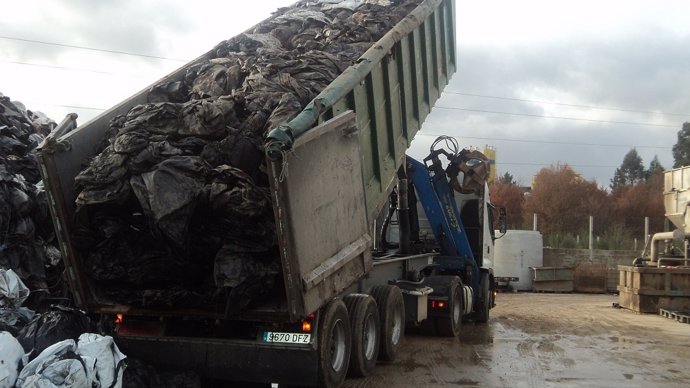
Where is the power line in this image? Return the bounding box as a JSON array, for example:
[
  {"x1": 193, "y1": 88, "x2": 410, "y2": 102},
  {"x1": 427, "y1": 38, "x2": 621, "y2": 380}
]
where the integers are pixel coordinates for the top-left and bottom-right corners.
[
  {"x1": 417, "y1": 132, "x2": 671, "y2": 150},
  {"x1": 444, "y1": 91, "x2": 690, "y2": 118},
  {"x1": 0, "y1": 35, "x2": 188, "y2": 62},
  {"x1": 500, "y1": 162, "x2": 617, "y2": 168},
  {"x1": 433, "y1": 105, "x2": 678, "y2": 128},
  {"x1": 22, "y1": 101, "x2": 106, "y2": 111},
  {"x1": 0, "y1": 59, "x2": 148, "y2": 78}
]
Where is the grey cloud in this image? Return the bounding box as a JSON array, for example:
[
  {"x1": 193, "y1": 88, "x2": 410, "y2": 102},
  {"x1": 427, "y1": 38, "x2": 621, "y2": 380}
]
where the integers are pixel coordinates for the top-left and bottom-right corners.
[
  {"x1": 433, "y1": 25, "x2": 689, "y2": 184},
  {"x1": 455, "y1": 28, "x2": 690, "y2": 116},
  {"x1": 4, "y1": 0, "x2": 190, "y2": 64}
]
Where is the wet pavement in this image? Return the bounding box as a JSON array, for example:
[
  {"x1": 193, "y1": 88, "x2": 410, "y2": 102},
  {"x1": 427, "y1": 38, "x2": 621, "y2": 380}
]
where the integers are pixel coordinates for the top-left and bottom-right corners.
[{"x1": 343, "y1": 293, "x2": 690, "y2": 388}]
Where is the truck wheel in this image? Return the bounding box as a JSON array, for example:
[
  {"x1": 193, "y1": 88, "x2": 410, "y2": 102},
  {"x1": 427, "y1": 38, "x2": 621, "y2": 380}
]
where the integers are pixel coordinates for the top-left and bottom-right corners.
[
  {"x1": 437, "y1": 280, "x2": 462, "y2": 337},
  {"x1": 344, "y1": 294, "x2": 380, "y2": 377},
  {"x1": 369, "y1": 285, "x2": 404, "y2": 361},
  {"x1": 475, "y1": 273, "x2": 491, "y2": 323},
  {"x1": 316, "y1": 299, "x2": 351, "y2": 388}
]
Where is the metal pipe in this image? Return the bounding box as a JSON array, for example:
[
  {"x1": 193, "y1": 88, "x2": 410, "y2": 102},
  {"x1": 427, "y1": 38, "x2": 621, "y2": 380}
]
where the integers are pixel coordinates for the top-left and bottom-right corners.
[
  {"x1": 397, "y1": 179, "x2": 411, "y2": 255},
  {"x1": 650, "y1": 230, "x2": 686, "y2": 262},
  {"x1": 372, "y1": 253, "x2": 436, "y2": 266}
]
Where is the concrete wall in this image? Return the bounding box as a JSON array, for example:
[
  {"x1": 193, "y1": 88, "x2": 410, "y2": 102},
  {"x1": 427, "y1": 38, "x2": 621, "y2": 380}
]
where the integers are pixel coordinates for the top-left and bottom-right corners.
[
  {"x1": 543, "y1": 248, "x2": 638, "y2": 269},
  {"x1": 540, "y1": 248, "x2": 639, "y2": 293}
]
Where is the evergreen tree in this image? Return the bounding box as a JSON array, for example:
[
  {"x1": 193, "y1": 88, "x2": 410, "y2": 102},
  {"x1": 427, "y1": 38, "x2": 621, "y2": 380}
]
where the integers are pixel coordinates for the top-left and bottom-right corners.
[
  {"x1": 646, "y1": 155, "x2": 664, "y2": 181},
  {"x1": 673, "y1": 122, "x2": 690, "y2": 168},
  {"x1": 499, "y1": 172, "x2": 515, "y2": 184},
  {"x1": 610, "y1": 148, "x2": 645, "y2": 190}
]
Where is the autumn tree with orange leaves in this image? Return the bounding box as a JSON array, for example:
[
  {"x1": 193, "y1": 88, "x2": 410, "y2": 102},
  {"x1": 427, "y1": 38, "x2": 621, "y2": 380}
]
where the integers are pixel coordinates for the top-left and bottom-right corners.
[
  {"x1": 522, "y1": 163, "x2": 611, "y2": 237},
  {"x1": 488, "y1": 176, "x2": 525, "y2": 229}
]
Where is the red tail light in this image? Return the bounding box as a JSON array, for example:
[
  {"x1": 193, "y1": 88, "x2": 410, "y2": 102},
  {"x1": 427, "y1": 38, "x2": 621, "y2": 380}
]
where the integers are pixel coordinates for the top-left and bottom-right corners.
[{"x1": 431, "y1": 300, "x2": 447, "y2": 309}]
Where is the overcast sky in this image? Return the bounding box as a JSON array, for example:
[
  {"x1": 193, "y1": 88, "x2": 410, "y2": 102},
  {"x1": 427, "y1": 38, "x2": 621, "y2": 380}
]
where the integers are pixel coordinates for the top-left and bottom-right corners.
[{"x1": 2, "y1": 0, "x2": 689, "y2": 186}]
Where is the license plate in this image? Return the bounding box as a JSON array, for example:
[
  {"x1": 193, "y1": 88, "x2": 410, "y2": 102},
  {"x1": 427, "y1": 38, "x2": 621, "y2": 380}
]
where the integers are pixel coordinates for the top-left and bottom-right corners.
[{"x1": 263, "y1": 331, "x2": 311, "y2": 344}]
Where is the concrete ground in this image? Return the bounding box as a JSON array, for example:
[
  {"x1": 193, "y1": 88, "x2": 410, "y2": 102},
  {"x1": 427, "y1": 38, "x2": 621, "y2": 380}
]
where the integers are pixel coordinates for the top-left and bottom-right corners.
[{"x1": 343, "y1": 293, "x2": 690, "y2": 388}]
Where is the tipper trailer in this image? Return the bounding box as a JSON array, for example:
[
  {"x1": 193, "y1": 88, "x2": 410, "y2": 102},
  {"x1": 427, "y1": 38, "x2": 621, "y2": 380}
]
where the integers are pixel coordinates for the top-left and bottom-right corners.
[{"x1": 37, "y1": 0, "x2": 504, "y2": 386}]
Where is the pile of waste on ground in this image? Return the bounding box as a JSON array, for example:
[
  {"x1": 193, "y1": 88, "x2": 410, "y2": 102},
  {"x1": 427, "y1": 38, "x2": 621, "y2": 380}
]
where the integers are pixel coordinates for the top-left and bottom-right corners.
[
  {"x1": 1, "y1": 269, "x2": 200, "y2": 388},
  {"x1": 0, "y1": 93, "x2": 64, "y2": 308},
  {"x1": 0, "y1": 268, "x2": 116, "y2": 388},
  {"x1": 72, "y1": 0, "x2": 422, "y2": 312}
]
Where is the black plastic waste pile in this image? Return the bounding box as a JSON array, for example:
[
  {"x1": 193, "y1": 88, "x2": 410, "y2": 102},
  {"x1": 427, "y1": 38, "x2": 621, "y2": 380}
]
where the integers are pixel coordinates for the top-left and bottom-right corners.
[
  {"x1": 0, "y1": 93, "x2": 61, "y2": 306},
  {"x1": 73, "y1": 0, "x2": 422, "y2": 312},
  {"x1": 15, "y1": 305, "x2": 93, "y2": 356}
]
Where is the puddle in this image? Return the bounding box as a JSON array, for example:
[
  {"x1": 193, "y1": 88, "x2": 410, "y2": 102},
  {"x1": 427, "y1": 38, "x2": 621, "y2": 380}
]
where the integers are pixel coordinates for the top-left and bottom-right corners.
[{"x1": 451, "y1": 378, "x2": 480, "y2": 386}]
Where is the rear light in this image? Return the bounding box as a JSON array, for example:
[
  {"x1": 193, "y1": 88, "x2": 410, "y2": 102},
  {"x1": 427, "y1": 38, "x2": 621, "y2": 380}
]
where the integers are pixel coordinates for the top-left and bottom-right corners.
[
  {"x1": 114, "y1": 313, "x2": 124, "y2": 324},
  {"x1": 430, "y1": 300, "x2": 447, "y2": 309},
  {"x1": 302, "y1": 321, "x2": 312, "y2": 332},
  {"x1": 302, "y1": 313, "x2": 316, "y2": 332}
]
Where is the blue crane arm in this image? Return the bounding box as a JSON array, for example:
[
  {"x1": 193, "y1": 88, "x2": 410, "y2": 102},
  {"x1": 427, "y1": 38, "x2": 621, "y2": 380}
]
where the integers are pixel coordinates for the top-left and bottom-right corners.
[
  {"x1": 406, "y1": 156, "x2": 474, "y2": 261},
  {"x1": 406, "y1": 154, "x2": 482, "y2": 303}
]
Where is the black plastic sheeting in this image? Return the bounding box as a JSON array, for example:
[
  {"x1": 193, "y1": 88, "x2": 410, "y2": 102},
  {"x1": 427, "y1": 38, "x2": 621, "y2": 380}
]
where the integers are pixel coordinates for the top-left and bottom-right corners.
[
  {"x1": 72, "y1": 0, "x2": 421, "y2": 312},
  {"x1": 16, "y1": 305, "x2": 93, "y2": 358},
  {"x1": 0, "y1": 93, "x2": 64, "y2": 310}
]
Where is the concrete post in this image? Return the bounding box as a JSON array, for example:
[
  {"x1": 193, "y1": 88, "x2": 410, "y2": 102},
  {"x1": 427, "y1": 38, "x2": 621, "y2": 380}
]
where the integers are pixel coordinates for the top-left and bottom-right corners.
[
  {"x1": 589, "y1": 215, "x2": 594, "y2": 261},
  {"x1": 533, "y1": 213, "x2": 538, "y2": 231}
]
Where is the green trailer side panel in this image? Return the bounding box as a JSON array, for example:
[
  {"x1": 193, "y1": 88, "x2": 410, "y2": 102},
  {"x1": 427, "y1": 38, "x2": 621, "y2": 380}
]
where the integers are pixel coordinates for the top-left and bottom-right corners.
[
  {"x1": 357, "y1": 0, "x2": 455, "y2": 219},
  {"x1": 369, "y1": 63, "x2": 397, "y2": 210},
  {"x1": 398, "y1": 37, "x2": 417, "y2": 141},
  {"x1": 267, "y1": 0, "x2": 456, "y2": 222},
  {"x1": 384, "y1": 54, "x2": 406, "y2": 166}
]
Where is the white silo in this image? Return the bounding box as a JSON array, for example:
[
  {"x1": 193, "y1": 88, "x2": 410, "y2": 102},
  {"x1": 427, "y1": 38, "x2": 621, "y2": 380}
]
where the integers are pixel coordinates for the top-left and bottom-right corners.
[{"x1": 493, "y1": 230, "x2": 543, "y2": 291}]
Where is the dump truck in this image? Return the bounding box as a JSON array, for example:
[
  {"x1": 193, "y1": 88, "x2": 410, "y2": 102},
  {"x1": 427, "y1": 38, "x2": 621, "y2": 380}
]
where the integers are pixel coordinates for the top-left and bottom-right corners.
[{"x1": 37, "y1": 0, "x2": 505, "y2": 386}]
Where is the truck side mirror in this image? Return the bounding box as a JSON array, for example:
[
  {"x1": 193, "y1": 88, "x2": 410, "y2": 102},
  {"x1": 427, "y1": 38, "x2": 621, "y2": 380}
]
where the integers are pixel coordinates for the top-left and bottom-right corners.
[{"x1": 498, "y1": 207, "x2": 507, "y2": 234}]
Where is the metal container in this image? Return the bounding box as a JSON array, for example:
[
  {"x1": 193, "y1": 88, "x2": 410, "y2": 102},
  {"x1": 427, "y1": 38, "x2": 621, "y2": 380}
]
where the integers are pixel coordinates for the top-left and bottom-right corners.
[
  {"x1": 573, "y1": 262, "x2": 607, "y2": 293},
  {"x1": 664, "y1": 166, "x2": 690, "y2": 233},
  {"x1": 530, "y1": 267, "x2": 574, "y2": 292}
]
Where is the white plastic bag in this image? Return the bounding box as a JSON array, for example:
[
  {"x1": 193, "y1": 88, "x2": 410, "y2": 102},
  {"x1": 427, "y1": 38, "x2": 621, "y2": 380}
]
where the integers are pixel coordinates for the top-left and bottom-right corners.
[
  {"x1": 16, "y1": 339, "x2": 93, "y2": 388},
  {"x1": 0, "y1": 331, "x2": 27, "y2": 388},
  {"x1": 77, "y1": 333, "x2": 127, "y2": 388},
  {"x1": 0, "y1": 269, "x2": 30, "y2": 307}
]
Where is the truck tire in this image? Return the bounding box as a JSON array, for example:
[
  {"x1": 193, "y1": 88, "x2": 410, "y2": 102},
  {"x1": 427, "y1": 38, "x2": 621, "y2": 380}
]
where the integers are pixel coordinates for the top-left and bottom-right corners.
[
  {"x1": 475, "y1": 273, "x2": 491, "y2": 323},
  {"x1": 344, "y1": 294, "x2": 380, "y2": 377},
  {"x1": 436, "y1": 280, "x2": 462, "y2": 337},
  {"x1": 369, "y1": 285, "x2": 404, "y2": 362},
  {"x1": 316, "y1": 299, "x2": 351, "y2": 388}
]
